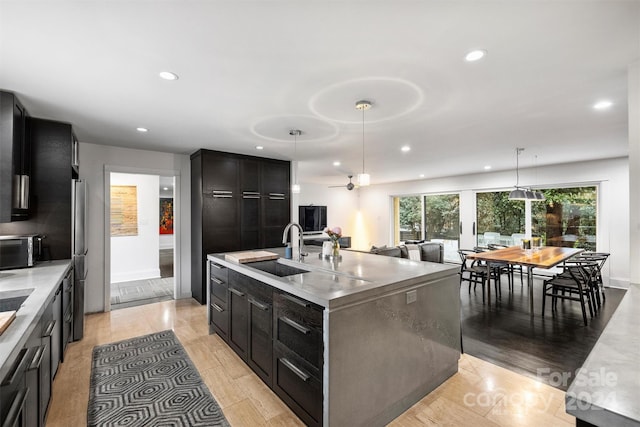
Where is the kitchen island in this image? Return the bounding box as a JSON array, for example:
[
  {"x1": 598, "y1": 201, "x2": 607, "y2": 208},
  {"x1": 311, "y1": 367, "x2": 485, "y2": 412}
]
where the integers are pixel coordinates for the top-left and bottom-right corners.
[{"x1": 207, "y1": 248, "x2": 460, "y2": 427}]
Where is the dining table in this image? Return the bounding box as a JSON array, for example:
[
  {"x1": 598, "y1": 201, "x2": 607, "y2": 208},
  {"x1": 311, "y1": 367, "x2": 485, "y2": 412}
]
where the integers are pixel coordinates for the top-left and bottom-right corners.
[{"x1": 466, "y1": 246, "x2": 583, "y2": 314}]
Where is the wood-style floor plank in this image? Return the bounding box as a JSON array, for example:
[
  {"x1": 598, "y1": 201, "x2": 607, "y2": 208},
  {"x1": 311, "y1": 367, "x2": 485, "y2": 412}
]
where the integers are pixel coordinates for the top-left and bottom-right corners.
[{"x1": 47, "y1": 298, "x2": 574, "y2": 426}]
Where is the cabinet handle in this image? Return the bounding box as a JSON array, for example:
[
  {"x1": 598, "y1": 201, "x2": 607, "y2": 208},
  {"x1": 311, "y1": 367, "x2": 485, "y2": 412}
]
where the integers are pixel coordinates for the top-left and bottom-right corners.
[
  {"x1": 2, "y1": 348, "x2": 33, "y2": 386},
  {"x1": 211, "y1": 302, "x2": 224, "y2": 313},
  {"x1": 229, "y1": 287, "x2": 245, "y2": 297},
  {"x1": 282, "y1": 294, "x2": 310, "y2": 308},
  {"x1": 280, "y1": 358, "x2": 310, "y2": 382},
  {"x1": 64, "y1": 310, "x2": 73, "y2": 323},
  {"x1": 269, "y1": 193, "x2": 285, "y2": 200},
  {"x1": 211, "y1": 263, "x2": 224, "y2": 270},
  {"x1": 243, "y1": 195, "x2": 260, "y2": 199},
  {"x1": 3, "y1": 388, "x2": 29, "y2": 427},
  {"x1": 43, "y1": 320, "x2": 56, "y2": 338},
  {"x1": 28, "y1": 345, "x2": 46, "y2": 371},
  {"x1": 211, "y1": 277, "x2": 224, "y2": 285},
  {"x1": 281, "y1": 316, "x2": 310, "y2": 335},
  {"x1": 213, "y1": 190, "x2": 233, "y2": 198},
  {"x1": 242, "y1": 191, "x2": 260, "y2": 199},
  {"x1": 249, "y1": 298, "x2": 269, "y2": 311}
]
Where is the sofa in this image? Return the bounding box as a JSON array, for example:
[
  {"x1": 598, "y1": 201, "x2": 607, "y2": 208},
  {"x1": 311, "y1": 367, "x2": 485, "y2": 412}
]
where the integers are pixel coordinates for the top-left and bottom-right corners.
[{"x1": 370, "y1": 241, "x2": 444, "y2": 263}]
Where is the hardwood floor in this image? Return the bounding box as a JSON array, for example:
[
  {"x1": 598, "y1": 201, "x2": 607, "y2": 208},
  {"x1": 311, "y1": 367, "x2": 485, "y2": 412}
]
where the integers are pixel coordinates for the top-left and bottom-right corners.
[
  {"x1": 47, "y1": 299, "x2": 574, "y2": 426},
  {"x1": 461, "y1": 274, "x2": 626, "y2": 391}
]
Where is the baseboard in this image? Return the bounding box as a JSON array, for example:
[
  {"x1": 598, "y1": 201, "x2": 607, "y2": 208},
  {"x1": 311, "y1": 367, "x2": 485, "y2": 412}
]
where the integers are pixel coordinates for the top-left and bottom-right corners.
[{"x1": 111, "y1": 268, "x2": 161, "y2": 283}]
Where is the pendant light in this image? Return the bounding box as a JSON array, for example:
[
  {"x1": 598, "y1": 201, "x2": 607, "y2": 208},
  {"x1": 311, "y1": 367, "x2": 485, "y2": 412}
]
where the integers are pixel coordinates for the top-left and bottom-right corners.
[
  {"x1": 355, "y1": 100, "x2": 371, "y2": 187},
  {"x1": 290, "y1": 129, "x2": 301, "y2": 194},
  {"x1": 508, "y1": 148, "x2": 528, "y2": 200}
]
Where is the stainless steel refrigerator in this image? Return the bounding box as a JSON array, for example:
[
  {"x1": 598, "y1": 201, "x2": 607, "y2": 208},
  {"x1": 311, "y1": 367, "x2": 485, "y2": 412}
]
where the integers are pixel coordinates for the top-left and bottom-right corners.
[{"x1": 72, "y1": 179, "x2": 87, "y2": 341}]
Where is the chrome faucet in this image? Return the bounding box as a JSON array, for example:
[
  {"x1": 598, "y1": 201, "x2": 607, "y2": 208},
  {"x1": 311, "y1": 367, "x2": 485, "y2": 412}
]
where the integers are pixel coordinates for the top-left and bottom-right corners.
[{"x1": 282, "y1": 222, "x2": 308, "y2": 262}]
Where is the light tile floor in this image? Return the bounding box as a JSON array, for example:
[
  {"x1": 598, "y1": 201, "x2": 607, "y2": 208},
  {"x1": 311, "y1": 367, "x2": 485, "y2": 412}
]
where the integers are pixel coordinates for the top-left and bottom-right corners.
[
  {"x1": 110, "y1": 277, "x2": 174, "y2": 308},
  {"x1": 47, "y1": 299, "x2": 575, "y2": 427}
]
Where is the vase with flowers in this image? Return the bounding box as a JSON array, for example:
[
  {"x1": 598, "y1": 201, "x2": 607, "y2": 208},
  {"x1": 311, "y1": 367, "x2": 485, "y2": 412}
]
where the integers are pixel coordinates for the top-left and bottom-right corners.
[{"x1": 324, "y1": 226, "x2": 342, "y2": 257}]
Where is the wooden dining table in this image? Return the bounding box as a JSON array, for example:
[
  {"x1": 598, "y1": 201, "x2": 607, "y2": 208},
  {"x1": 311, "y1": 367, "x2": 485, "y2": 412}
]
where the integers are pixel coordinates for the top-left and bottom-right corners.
[{"x1": 466, "y1": 246, "x2": 583, "y2": 314}]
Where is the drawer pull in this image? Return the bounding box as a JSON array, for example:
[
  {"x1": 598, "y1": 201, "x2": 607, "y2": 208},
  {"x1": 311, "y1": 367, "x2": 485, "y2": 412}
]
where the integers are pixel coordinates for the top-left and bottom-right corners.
[
  {"x1": 249, "y1": 298, "x2": 269, "y2": 311},
  {"x1": 28, "y1": 345, "x2": 46, "y2": 371},
  {"x1": 211, "y1": 302, "x2": 224, "y2": 313},
  {"x1": 243, "y1": 195, "x2": 260, "y2": 199},
  {"x1": 2, "y1": 348, "x2": 32, "y2": 386},
  {"x1": 43, "y1": 320, "x2": 56, "y2": 337},
  {"x1": 281, "y1": 316, "x2": 310, "y2": 335},
  {"x1": 3, "y1": 388, "x2": 29, "y2": 427},
  {"x1": 211, "y1": 263, "x2": 224, "y2": 270},
  {"x1": 282, "y1": 294, "x2": 310, "y2": 308},
  {"x1": 280, "y1": 358, "x2": 310, "y2": 382},
  {"x1": 229, "y1": 287, "x2": 245, "y2": 297},
  {"x1": 64, "y1": 310, "x2": 73, "y2": 323},
  {"x1": 213, "y1": 190, "x2": 233, "y2": 198},
  {"x1": 211, "y1": 277, "x2": 224, "y2": 285}
]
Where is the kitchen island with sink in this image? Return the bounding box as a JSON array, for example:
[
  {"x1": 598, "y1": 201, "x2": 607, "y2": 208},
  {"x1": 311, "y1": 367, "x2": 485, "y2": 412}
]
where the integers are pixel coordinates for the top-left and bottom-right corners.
[{"x1": 207, "y1": 248, "x2": 460, "y2": 427}]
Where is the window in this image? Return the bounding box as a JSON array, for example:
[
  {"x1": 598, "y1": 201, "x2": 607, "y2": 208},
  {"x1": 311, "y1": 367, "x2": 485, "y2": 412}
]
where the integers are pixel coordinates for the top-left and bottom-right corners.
[
  {"x1": 476, "y1": 191, "x2": 525, "y2": 247},
  {"x1": 424, "y1": 194, "x2": 460, "y2": 262},
  {"x1": 394, "y1": 196, "x2": 422, "y2": 244},
  {"x1": 531, "y1": 186, "x2": 597, "y2": 250}
]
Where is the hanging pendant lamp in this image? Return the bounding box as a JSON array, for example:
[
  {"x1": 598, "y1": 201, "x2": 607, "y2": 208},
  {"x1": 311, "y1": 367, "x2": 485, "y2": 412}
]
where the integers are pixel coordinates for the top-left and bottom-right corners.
[
  {"x1": 290, "y1": 129, "x2": 301, "y2": 194},
  {"x1": 355, "y1": 100, "x2": 371, "y2": 187},
  {"x1": 508, "y1": 148, "x2": 529, "y2": 200}
]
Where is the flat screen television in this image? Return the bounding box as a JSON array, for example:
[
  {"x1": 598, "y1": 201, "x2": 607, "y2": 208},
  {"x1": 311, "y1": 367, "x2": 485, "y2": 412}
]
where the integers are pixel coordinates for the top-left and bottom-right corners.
[{"x1": 298, "y1": 205, "x2": 327, "y2": 234}]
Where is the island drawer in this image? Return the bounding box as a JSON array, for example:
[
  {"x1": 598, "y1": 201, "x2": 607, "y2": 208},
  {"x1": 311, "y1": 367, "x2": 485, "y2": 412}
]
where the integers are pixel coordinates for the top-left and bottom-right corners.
[
  {"x1": 273, "y1": 342, "x2": 322, "y2": 427},
  {"x1": 210, "y1": 261, "x2": 228, "y2": 283},
  {"x1": 209, "y1": 300, "x2": 228, "y2": 339},
  {"x1": 274, "y1": 292, "x2": 323, "y2": 369},
  {"x1": 209, "y1": 270, "x2": 228, "y2": 304}
]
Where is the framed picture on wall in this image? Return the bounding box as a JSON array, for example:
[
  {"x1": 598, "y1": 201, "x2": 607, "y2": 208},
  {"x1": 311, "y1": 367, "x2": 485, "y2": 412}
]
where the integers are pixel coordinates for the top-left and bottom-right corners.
[{"x1": 160, "y1": 198, "x2": 173, "y2": 234}]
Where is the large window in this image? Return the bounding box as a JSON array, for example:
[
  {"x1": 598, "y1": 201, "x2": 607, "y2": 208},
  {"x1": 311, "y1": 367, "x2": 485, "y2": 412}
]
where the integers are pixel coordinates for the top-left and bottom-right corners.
[
  {"x1": 532, "y1": 186, "x2": 597, "y2": 250},
  {"x1": 393, "y1": 194, "x2": 460, "y2": 262},
  {"x1": 476, "y1": 191, "x2": 525, "y2": 247},
  {"x1": 475, "y1": 186, "x2": 597, "y2": 250},
  {"x1": 424, "y1": 194, "x2": 460, "y2": 262}
]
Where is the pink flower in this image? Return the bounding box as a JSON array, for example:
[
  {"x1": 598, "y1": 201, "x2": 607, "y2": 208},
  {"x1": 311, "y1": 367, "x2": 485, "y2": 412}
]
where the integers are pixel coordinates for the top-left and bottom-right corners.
[
  {"x1": 332, "y1": 226, "x2": 342, "y2": 235},
  {"x1": 325, "y1": 226, "x2": 342, "y2": 241}
]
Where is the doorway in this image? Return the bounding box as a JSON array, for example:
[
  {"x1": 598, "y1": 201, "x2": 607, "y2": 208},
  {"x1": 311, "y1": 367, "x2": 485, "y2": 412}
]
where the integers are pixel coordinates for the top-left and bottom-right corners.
[{"x1": 109, "y1": 172, "x2": 176, "y2": 310}]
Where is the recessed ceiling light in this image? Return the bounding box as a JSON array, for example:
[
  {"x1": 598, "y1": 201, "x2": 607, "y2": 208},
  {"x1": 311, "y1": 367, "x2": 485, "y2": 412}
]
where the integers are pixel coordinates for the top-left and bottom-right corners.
[
  {"x1": 401, "y1": 146, "x2": 411, "y2": 152},
  {"x1": 484, "y1": 165, "x2": 492, "y2": 170},
  {"x1": 593, "y1": 100, "x2": 613, "y2": 110},
  {"x1": 465, "y1": 49, "x2": 487, "y2": 62},
  {"x1": 163, "y1": 187, "x2": 168, "y2": 191},
  {"x1": 136, "y1": 127, "x2": 148, "y2": 133},
  {"x1": 255, "y1": 146, "x2": 264, "y2": 150},
  {"x1": 333, "y1": 161, "x2": 341, "y2": 167},
  {"x1": 159, "y1": 71, "x2": 179, "y2": 81},
  {"x1": 419, "y1": 174, "x2": 425, "y2": 178}
]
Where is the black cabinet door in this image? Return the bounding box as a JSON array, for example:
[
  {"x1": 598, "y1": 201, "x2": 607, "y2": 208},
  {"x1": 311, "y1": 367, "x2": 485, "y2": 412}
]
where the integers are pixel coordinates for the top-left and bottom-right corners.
[
  {"x1": 262, "y1": 197, "x2": 290, "y2": 248},
  {"x1": 227, "y1": 271, "x2": 248, "y2": 360},
  {"x1": 240, "y1": 158, "x2": 261, "y2": 250},
  {"x1": 202, "y1": 151, "x2": 239, "y2": 193},
  {"x1": 248, "y1": 295, "x2": 273, "y2": 387},
  {"x1": 261, "y1": 159, "x2": 290, "y2": 195}
]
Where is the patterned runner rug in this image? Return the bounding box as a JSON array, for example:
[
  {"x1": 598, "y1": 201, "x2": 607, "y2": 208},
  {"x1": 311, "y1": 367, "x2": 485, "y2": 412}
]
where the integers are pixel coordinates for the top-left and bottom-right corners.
[{"x1": 88, "y1": 330, "x2": 230, "y2": 427}]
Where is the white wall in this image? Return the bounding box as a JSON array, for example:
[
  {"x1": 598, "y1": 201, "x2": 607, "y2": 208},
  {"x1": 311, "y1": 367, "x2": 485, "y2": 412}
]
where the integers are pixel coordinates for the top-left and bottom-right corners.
[
  {"x1": 301, "y1": 157, "x2": 629, "y2": 287},
  {"x1": 629, "y1": 60, "x2": 640, "y2": 285},
  {"x1": 110, "y1": 173, "x2": 160, "y2": 283},
  {"x1": 80, "y1": 142, "x2": 191, "y2": 313},
  {"x1": 159, "y1": 234, "x2": 174, "y2": 250}
]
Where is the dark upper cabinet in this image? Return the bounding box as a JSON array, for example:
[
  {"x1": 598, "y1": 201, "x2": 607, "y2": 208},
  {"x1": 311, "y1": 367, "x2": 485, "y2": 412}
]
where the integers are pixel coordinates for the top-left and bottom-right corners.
[
  {"x1": 191, "y1": 149, "x2": 290, "y2": 304},
  {"x1": 0, "y1": 91, "x2": 30, "y2": 222}
]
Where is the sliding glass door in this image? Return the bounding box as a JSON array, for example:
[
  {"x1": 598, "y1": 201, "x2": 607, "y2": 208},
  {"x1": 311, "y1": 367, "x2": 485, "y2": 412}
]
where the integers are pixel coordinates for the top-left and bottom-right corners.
[
  {"x1": 424, "y1": 194, "x2": 460, "y2": 262},
  {"x1": 476, "y1": 191, "x2": 525, "y2": 247}
]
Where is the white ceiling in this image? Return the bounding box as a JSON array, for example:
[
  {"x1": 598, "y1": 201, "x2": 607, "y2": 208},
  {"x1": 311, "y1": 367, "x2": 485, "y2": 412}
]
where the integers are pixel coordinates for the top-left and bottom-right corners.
[{"x1": 1, "y1": 1, "x2": 638, "y2": 186}]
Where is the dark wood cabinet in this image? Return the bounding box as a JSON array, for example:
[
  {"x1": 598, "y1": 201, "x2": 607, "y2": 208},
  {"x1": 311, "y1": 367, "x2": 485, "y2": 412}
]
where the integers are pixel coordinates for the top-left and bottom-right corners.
[
  {"x1": 246, "y1": 279, "x2": 273, "y2": 387},
  {"x1": 0, "y1": 117, "x2": 77, "y2": 261},
  {"x1": 0, "y1": 91, "x2": 30, "y2": 222},
  {"x1": 227, "y1": 271, "x2": 248, "y2": 360},
  {"x1": 209, "y1": 262, "x2": 229, "y2": 340},
  {"x1": 191, "y1": 150, "x2": 290, "y2": 304}
]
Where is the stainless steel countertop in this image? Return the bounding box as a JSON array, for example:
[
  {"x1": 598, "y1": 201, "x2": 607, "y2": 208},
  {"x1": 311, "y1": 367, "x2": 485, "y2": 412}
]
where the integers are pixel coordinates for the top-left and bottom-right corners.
[
  {"x1": 565, "y1": 283, "x2": 640, "y2": 426},
  {"x1": 0, "y1": 260, "x2": 72, "y2": 379},
  {"x1": 208, "y1": 247, "x2": 458, "y2": 310}
]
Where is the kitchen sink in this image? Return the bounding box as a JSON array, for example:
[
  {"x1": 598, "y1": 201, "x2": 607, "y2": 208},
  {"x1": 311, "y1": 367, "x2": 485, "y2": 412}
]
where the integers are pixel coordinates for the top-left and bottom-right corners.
[
  {"x1": 0, "y1": 288, "x2": 34, "y2": 312},
  {"x1": 247, "y1": 260, "x2": 309, "y2": 277}
]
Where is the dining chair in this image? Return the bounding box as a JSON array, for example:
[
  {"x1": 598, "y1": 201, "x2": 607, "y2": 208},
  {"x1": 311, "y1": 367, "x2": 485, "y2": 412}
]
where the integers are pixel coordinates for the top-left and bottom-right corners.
[
  {"x1": 542, "y1": 261, "x2": 598, "y2": 325},
  {"x1": 487, "y1": 243, "x2": 524, "y2": 289},
  {"x1": 458, "y1": 249, "x2": 490, "y2": 303},
  {"x1": 571, "y1": 252, "x2": 609, "y2": 305}
]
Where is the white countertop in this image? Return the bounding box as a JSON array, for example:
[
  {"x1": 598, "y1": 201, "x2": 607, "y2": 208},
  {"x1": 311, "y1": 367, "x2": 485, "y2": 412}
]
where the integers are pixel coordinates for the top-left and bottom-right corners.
[
  {"x1": 0, "y1": 260, "x2": 72, "y2": 379},
  {"x1": 565, "y1": 283, "x2": 640, "y2": 426},
  {"x1": 209, "y1": 248, "x2": 458, "y2": 309}
]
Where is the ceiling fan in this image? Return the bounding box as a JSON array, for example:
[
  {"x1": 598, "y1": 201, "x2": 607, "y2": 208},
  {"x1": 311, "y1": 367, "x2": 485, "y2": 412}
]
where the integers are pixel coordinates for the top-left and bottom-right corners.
[{"x1": 329, "y1": 175, "x2": 357, "y2": 191}]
